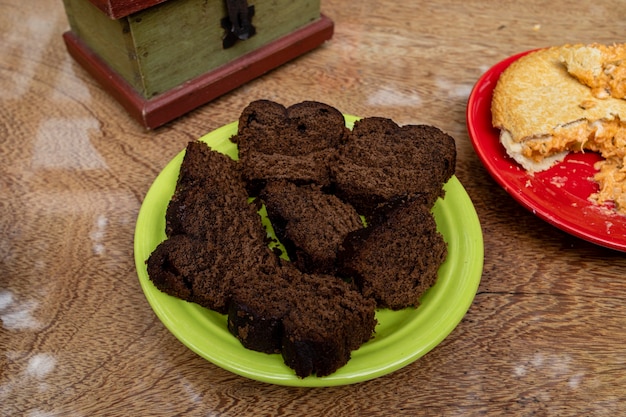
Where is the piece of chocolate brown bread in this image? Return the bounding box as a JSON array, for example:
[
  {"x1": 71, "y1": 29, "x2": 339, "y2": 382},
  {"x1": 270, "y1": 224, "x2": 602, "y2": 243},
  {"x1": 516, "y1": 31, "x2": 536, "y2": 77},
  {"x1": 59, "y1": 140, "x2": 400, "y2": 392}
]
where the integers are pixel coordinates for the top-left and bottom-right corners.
[
  {"x1": 146, "y1": 234, "x2": 205, "y2": 302},
  {"x1": 147, "y1": 141, "x2": 278, "y2": 314},
  {"x1": 259, "y1": 180, "x2": 364, "y2": 274},
  {"x1": 147, "y1": 234, "x2": 261, "y2": 314},
  {"x1": 280, "y1": 269, "x2": 377, "y2": 378},
  {"x1": 331, "y1": 117, "x2": 456, "y2": 218},
  {"x1": 227, "y1": 260, "x2": 377, "y2": 378},
  {"x1": 165, "y1": 141, "x2": 251, "y2": 239},
  {"x1": 227, "y1": 262, "x2": 296, "y2": 354},
  {"x1": 337, "y1": 200, "x2": 447, "y2": 310},
  {"x1": 233, "y1": 100, "x2": 349, "y2": 194}
]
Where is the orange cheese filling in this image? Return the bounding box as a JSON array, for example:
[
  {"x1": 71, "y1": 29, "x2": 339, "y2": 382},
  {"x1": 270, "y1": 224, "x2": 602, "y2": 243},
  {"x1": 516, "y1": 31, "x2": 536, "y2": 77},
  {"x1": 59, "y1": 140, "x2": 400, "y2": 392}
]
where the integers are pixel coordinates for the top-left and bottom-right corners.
[
  {"x1": 588, "y1": 61, "x2": 626, "y2": 99},
  {"x1": 521, "y1": 118, "x2": 626, "y2": 214},
  {"x1": 593, "y1": 157, "x2": 626, "y2": 210}
]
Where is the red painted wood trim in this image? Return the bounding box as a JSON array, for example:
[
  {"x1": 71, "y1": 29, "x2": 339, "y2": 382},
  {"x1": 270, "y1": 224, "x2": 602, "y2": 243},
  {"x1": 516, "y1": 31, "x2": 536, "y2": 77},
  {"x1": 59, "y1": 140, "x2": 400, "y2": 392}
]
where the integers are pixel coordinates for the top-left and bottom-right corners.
[
  {"x1": 62, "y1": 15, "x2": 334, "y2": 129},
  {"x1": 87, "y1": 0, "x2": 169, "y2": 19}
]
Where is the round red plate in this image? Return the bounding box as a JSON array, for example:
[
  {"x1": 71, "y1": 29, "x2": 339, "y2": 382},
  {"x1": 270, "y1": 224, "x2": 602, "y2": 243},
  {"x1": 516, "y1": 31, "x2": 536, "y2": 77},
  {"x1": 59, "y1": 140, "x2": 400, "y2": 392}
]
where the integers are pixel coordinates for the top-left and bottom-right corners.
[{"x1": 466, "y1": 50, "x2": 626, "y2": 252}]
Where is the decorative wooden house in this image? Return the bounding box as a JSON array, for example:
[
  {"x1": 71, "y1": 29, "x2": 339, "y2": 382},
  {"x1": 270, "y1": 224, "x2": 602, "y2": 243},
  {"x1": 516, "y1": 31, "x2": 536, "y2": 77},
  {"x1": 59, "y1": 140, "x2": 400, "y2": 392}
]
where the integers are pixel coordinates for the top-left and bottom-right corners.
[{"x1": 62, "y1": 0, "x2": 334, "y2": 128}]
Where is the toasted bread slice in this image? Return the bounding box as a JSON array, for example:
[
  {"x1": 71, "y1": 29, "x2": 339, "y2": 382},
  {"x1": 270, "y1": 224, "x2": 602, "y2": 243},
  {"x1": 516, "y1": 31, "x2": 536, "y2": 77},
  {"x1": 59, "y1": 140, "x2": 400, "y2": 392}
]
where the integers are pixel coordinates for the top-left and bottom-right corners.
[
  {"x1": 559, "y1": 43, "x2": 626, "y2": 99},
  {"x1": 491, "y1": 46, "x2": 626, "y2": 173}
]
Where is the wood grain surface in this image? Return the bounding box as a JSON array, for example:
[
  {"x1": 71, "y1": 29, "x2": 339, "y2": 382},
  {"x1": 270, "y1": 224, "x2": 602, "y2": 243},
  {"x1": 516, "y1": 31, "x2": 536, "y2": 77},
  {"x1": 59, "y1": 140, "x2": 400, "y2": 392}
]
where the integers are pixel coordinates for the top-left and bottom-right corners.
[{"x1": 2, "y1": 1, "x2": 626, "y2": 416}]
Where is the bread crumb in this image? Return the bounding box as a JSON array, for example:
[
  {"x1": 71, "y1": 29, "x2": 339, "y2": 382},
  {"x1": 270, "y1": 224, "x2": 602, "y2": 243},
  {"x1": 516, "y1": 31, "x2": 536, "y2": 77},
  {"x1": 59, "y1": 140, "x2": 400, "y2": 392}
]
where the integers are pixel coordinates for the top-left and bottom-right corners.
[
  {"x1": 550, "y1": 176, "x2": 568, "y2": 188},
  {"x1": 579, "y1": 100, "x2": 597, "y2": 110}
]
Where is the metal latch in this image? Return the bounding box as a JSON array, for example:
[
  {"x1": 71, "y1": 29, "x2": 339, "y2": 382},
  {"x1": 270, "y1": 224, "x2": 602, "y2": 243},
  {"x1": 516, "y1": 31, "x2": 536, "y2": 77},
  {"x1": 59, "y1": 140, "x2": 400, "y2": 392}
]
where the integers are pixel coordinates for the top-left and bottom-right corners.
[{"x1": 221, "y1": 0, "x2": 256, "y2": 49}]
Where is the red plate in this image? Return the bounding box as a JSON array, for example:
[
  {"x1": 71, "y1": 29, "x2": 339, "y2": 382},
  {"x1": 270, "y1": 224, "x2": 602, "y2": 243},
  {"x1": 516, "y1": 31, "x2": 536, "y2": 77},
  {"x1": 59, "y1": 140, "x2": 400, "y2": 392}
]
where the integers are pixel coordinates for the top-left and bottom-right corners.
[{"x1": 466, "y1": 50, "x2": 626, "y2": 252}]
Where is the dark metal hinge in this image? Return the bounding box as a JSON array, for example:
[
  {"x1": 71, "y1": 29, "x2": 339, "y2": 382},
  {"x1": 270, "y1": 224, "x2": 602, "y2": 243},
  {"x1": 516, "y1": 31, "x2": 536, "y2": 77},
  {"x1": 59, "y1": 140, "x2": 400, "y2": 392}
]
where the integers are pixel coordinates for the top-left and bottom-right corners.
[{"x1": 221, "y1": 0, "x2": 256, "y2": 49}]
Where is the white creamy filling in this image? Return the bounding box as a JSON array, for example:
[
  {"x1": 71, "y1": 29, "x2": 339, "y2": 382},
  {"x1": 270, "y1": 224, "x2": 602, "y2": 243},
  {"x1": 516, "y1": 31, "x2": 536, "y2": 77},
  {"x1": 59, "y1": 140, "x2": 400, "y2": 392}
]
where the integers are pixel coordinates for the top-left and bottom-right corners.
[{"x1": 499, "y1": 130, "x2": 568, "y2": 173}]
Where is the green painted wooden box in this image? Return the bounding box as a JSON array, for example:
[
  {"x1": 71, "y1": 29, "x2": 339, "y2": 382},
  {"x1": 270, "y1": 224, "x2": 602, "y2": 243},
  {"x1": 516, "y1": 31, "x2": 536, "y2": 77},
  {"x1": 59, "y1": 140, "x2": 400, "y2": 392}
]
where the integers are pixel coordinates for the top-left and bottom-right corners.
[{"x1": 62, "y1": 0, "x2": 334, "y2": 128}]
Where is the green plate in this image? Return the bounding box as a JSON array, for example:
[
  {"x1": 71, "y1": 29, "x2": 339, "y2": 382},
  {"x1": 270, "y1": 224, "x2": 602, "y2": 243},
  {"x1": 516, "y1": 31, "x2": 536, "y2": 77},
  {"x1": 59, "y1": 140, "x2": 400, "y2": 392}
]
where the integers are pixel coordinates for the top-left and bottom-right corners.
[{"x1": 134, "y1": 116, "x2": 484, "y2": 387}]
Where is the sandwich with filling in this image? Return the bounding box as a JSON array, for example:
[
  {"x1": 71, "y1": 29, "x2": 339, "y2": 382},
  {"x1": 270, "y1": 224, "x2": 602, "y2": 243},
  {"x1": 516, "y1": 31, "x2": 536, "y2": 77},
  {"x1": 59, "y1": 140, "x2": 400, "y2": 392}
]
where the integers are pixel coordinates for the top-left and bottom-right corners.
[{"x1": 491, "y1": 44, "x2": 626, "y2": 213}]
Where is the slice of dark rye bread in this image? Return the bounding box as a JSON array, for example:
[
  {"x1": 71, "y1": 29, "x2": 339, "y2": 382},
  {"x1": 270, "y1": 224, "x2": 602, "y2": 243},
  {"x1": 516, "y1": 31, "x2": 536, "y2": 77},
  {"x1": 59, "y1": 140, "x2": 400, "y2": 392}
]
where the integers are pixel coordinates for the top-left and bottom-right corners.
[
  {"x1": 330, "y1": 117, "x2": 456, "y2": 218},
  {"x1": 337, "y1": 200, "x2": 447, "y2": 310},
  {"x1": 232, "y1": 100, "x2": 349, "y2": 194},
  {"x1": 279, "y1": 267, "x2": 377, "y2": 378},
  {"x1": 228, "y1": 261, "x2": 377, "y2": 377},
  {"x1": 148, "y1": 142, "x2": 278, "y2": 314},
  {"x1": 146, "y1": 235, "x2": 277, "y2": 314},
  {"x1": 165, "y1": 141, "x2": 259, "y2": 239},
  {"x1": 259, "y1": 180, "x2": 364, "y2": 274}
]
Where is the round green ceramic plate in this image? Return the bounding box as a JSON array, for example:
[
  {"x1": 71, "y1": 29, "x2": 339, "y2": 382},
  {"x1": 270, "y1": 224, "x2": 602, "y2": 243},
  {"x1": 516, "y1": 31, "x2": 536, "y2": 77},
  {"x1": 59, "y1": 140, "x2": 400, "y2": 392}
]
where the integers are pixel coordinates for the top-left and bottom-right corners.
[{"x1": 134, "y1": 116, "x2": 484, "y2": 387}]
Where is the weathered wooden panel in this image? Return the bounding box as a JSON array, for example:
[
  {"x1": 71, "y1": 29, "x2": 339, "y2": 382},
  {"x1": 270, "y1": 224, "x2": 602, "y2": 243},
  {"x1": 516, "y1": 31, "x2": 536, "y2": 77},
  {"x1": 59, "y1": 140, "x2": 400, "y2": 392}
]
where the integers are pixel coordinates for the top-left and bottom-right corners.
[
  {"x1": 63, "y1": 0, "x2": 144, "y2": 92},
  {"x1": 63, "y1": 14, "x2": 334, "y2": 128},
  {"x1": 64, "y1": 0, "x2": 321, "y2": 98},
  {"x1": 130, "y1": 0, "x2": 321, "y2": 97}
]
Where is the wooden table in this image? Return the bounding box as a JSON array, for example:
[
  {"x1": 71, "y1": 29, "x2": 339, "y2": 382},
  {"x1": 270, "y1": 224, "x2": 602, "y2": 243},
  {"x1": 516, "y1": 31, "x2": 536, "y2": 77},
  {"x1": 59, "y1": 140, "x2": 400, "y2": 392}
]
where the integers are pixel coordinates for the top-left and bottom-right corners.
[{"x1": 2, "y1": 1, "x2": 626, "y2": 415}]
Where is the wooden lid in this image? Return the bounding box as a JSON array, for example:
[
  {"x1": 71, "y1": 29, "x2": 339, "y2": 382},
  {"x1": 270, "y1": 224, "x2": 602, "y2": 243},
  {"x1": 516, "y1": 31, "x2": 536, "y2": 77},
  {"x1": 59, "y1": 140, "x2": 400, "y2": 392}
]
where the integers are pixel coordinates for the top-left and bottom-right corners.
[{"x1": 87, "y1": 0, "x2": 169, "y2": 19}]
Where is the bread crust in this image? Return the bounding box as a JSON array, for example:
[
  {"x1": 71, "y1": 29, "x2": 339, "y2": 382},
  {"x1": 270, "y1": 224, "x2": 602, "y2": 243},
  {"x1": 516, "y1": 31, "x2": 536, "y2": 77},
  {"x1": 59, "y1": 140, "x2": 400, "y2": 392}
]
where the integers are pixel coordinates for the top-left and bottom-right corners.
[
  {"x1": 492, "y1": 47, "x2": 626, "y2": 144},
  {"x1": 559, "y1": 43, "x2": 626, "y2": 99}
]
